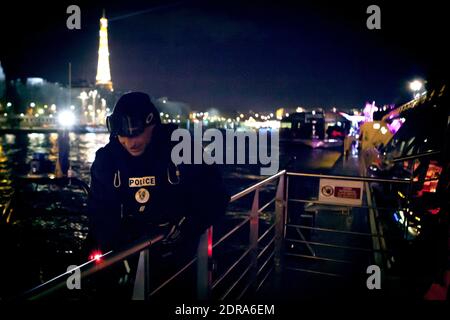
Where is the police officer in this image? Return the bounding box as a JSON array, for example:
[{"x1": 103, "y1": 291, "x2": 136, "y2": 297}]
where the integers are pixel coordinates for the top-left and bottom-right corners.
[{"x1": 87, "y1": 92, "x2": 228, "y2": 297}]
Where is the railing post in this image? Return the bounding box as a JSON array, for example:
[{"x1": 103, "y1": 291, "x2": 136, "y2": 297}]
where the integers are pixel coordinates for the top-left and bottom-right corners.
[
  {"x1": 249, "y1": 188, "x2": 260, "y2": 295},
  {"x1": 274, "y1": 173, "x2": 285, "y2": 273},
  {"x1": 404, "y1": 158, "x2": 416, "y2": 240},
  {"x1": 197, "y1": 226, "x2": 213, "y2": 300},
  {"x1": 132, "y1": 248, "x2": 150, "y2": 300},
  {"x1": 283, "y1": 175, "x2": 289, "y2": 238}
]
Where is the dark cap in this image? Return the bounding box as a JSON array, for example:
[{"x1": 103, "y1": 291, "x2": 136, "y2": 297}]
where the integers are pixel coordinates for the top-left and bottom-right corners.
[{"x1": 107, "y1": 92, "x2": 161, "y2": 137}]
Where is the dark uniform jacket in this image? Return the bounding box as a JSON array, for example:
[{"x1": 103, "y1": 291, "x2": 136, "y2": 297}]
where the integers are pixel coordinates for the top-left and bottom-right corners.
[{"x1": 88, "y1": 124, "x2": 229, "y2": 252}]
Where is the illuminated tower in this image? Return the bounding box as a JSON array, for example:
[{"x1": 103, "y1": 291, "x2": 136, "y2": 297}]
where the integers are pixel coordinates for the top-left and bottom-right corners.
[{"x1": 95, "y1": 12, "x2": 113, "y2": 91}]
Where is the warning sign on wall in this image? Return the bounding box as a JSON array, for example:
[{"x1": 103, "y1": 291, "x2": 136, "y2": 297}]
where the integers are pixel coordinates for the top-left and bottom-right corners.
[{"x1": 318, "y1": 178, "x2": 364, "y2": 206}]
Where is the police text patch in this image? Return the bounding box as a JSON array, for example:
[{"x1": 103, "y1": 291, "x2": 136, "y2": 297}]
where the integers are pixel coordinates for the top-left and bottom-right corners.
[{"x1": 129, "y1": 176, "x2": 156, "y2": 187}]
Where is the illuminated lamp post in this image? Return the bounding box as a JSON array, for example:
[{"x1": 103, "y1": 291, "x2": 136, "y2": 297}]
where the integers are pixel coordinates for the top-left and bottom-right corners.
[{"x1": 409, "y1": 80, "x2": 423, "y2": 99}]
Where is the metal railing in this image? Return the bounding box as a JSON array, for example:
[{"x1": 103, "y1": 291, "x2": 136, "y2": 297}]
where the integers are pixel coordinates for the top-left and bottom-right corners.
[
  {"x1": 24, "y1": 234, "x2": 165, "y2": 300},
  {"x1": 283, "y1": 172, "x2": 410, "y2": 279},
  {"x1": 390, "y1": 150, "x2": 441, "y2": 163},
  {"x1": 23, "y1": 155, "x2": 437, "y2": 300},
  {"x1": 23, "y1": 170, "x2": 287, "y2": 301}
]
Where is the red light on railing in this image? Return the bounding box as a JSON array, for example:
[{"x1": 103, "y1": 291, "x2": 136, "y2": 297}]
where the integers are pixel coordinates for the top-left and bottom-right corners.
[
  {"x1": 207, "y1": 228, "x2": 213, "y2": 257},
  {"x1": 428, "y1": 208, "x2": 440, "y2": 215},
  {"x1": 89, "y1": 250, "x2": 103, "y2": 263}
]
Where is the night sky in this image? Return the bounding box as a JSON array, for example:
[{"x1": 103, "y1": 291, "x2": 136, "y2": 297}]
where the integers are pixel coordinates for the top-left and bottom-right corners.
[{"x1": 0, "y1": 0, "x2": 448, "y2": 111}]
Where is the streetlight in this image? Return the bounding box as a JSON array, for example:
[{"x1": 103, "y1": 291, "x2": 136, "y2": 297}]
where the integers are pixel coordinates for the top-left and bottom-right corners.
[
  {"x1": 409, "y1": 80, "x2": 423, "y2": 99},
  {"x1": 58, "y1": 110, "x2": 76, "y2": 127}
]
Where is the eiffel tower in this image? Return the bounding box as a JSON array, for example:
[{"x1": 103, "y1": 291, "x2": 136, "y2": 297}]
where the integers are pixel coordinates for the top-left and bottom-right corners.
[{"x1": 95, "y1": 10, "x2": 113, "y2": 91}]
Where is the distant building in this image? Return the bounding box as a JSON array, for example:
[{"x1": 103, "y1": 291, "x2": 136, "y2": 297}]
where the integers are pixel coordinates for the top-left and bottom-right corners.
[{"x1": 26, "y1": 78, "x2": 44, "y2": 86}]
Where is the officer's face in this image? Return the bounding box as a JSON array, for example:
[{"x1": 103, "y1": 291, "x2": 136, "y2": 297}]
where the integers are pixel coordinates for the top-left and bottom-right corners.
[{"x1": 118, "y1": 125, "x2": 155, "y2": 156}]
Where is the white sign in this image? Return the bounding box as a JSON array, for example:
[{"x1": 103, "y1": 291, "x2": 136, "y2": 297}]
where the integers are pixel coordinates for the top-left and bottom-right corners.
[
  {"x1": 129, "y1": 176, "x2": 156, "y2": 187},
  {"x1": 318, "y1": 178, "x2": 364, "y2": 206}
]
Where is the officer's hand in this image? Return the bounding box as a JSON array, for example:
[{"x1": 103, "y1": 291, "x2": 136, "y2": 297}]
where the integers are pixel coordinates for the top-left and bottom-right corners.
[{"x1": 162, "y1": 216, "x2": 186, "y2": 245}]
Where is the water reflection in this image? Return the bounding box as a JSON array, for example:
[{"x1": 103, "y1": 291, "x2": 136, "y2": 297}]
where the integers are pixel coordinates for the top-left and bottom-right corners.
[{"x1": 0, "y1": 132, "x2": 110, "y2": 207}]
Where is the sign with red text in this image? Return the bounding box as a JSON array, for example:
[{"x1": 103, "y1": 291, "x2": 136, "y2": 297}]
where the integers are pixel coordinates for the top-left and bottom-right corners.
[{"x1": 318, "y1": 179, "x2": 364, "y2": 206}]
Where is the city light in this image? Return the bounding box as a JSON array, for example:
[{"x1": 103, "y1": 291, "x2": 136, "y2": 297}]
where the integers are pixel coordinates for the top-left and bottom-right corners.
[
  {"x1": 409, "y1": 80, "x2": 425, "y2": 99},
  {"x1": 409, "y1": 80, "x2": 423, "y2": 92},
  {"x1": 89, "y1": 250, "x2": 103, "y2": 263},
  {"x1": 79, "y1": 91, "x2": 88, "y2": 101},
  {"x1": 58, "y1": 110, "x2": 76, "y2": 127}
]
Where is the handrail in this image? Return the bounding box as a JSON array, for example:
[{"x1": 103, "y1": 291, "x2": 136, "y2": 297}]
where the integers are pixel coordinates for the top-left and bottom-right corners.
[
  {"x1": 230, "y1": 170, "x2": 286, "y2": 202},
  {"x1": 286, "y1": 172, "x2": 411, "y2": 184},
  {"x1": 390, "y1": 150, "x2": 441, "y2": 163},
  {"x1": 24, "y1": 233, "x2": 164, "y2": 300},
  {"x1": 213, "y1": 217, "x2": 250, "y2": 248}
]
